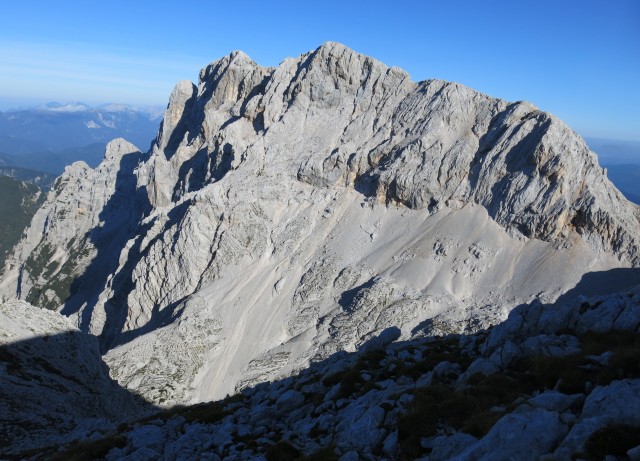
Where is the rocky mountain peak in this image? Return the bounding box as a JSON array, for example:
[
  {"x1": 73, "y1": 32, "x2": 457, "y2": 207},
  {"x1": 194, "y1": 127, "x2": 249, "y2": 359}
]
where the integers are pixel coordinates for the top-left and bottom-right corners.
[
  {"x1": 198, "y1": 50, "x2": 268, "y2": 110},
  {"x1": 307, "y1": 41, "x2": 388, "y2": 83},
  {"x1": 155, "y1": 80, "x2": 197, "y2": 153},
  {"x1": 198, "y1": 50, "x2": 256, "y2": 82},
  {"x1": 104, "y1": 137, "x2": 141, "y2": 162},
  {"x1": 1, "y1": 43, "x2": 639, "y2": 408}
]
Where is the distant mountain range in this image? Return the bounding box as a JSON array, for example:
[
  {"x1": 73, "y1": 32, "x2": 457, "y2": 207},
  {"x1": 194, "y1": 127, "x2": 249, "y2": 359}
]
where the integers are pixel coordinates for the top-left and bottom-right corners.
[
  {"x1": 585, "y1": 137, "x2": 640, "y2": 165},
  {"x1": 0, "y1": 103, "x2": 163, "y2": 264},
  {"x1": 0, "y1": 102, "x2": 162, "y2": 173},
  {"x1": 0, "y1": 165, "x2": 55, "y2": 190},
  {"x1": 604, "y1": 164, "x2": 640, "y2": 204},
  {"x1": 0, "y1": 143, "x2": 108, "y2": 175}
]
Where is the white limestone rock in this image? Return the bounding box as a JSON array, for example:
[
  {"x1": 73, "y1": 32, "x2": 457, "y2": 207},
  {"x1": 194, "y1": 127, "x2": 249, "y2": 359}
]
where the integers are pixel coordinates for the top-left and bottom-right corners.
[
  {"x1": 582, "y1": 379, "x2": 640, "y2": 422},
  {"x1": 527, "y1": 391, "x2": 584, "y2": 413},
  {"x1": 1, "y1": 42, "x2": 639, "y2": 406},
  {"x1": 482, "y1": 284, "x2": 640, "y2": 358}
]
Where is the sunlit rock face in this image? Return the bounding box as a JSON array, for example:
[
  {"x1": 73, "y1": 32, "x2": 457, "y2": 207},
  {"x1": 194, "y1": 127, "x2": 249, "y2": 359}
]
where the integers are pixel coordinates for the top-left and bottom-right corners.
[{"x1": 2, "y1": 42, "x2": 638, "y2": 405}]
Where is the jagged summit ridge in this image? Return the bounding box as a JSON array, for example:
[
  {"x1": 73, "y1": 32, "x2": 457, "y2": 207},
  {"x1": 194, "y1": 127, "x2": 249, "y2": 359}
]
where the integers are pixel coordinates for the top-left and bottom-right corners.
[
  {"x1": 149, "y1": 41, "x2": 639, "y2": 259},
  {"x1": 1, "y1": 43, "x2": 639, "y2": 405}
]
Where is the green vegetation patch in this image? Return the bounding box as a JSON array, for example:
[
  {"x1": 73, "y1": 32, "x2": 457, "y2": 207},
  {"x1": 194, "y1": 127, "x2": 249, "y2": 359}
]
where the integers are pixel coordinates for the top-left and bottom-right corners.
[
  {"x1": 265, "y1": 441, "x2": 301, "y2": 461},
  {"x1": 298, "y1": 446, "x2": 340, "y2": 461},
  {"x1": 397, "y1": 330, "x2": 640, "y2": 458},
  {"x1": 397, "y1": 375, "x2": 518, "y2": 458},
  {"x1": 0, "y1": 176, "x2": 45, "y2": 271},
  {"x1": 25, "y1": 239, "x2": 93, "y2": 310},
  {"x1": 24, "y1": 243, "x2": 56, "y2": 280},
  {"x1": 513, "y1": 330, "x2": 640, "y2": 394}
]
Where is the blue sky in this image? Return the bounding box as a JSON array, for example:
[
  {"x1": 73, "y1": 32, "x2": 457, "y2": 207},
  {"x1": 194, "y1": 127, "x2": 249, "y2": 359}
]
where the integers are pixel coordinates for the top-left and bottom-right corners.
[{"x1": 1, "y1": 0, "x2": 638, "y2": 141}]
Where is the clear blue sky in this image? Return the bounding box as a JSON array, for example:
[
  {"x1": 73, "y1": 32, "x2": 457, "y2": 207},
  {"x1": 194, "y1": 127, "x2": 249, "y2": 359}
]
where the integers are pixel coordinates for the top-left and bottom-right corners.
[{"x1": 1, "y1": 0, "x2": 638, "y2": 141}]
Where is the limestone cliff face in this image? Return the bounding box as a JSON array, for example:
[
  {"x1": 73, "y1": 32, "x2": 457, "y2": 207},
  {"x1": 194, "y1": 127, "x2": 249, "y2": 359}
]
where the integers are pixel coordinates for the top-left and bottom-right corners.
[
  {"x1": 0, "y1": 138, "x2": 146, "y2": 312},
  {"x1": 2, "y1": 42, "x2": 638, "y2": 405}
]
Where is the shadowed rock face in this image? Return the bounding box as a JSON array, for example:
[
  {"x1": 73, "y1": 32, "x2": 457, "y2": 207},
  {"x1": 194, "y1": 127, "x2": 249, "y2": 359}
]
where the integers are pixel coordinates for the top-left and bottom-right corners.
[
  {"x1": 1, "y1": 42, "x2": 639, "y2": 405},
  {"x1": 16, "y1": 276, "x2": 640, "y2": 460},
  {"x1": 0, "y1": 300, "x2": 153, "y2": 454}
]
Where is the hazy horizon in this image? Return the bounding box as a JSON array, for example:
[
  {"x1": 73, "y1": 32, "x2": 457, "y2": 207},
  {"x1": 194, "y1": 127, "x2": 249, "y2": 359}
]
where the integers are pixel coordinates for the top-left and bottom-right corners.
[
  {"x1": 2, "y1": 99, "x2": 640, "y2": 154},
  {"x1": 1, "y1": 1, "x2": 639, "y2": 142},
  {"x1": 0, "y1": 98, "x2": 165, "y2": 112}
]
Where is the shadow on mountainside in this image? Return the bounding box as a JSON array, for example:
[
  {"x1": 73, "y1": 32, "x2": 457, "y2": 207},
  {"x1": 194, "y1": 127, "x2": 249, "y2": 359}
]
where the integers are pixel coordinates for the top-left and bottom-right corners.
[
  {"x1": 61, "y1": 79, "x2": 251, "y2": 351},
  {"x1": 60, "y1": 152, "x2": 203, "y2": 352},
  {"x1": 99, "y1": 200, "x2": 197, "y2": 350},
  {"x1": 555, "y1": 267, "x2": 640, "y2": 306},
  {"x1": 338, "y1": 277, "x2": 377, "y2": 313},
  {"x1": 7, "y1": 267, "x2": 640, "y2": 459},
  {"x1": 0, "y1": 331, "x2": 157, "y2": 455},
  {"x1": 59, "y1": 150, "x2": 152, "y2": 349},
  {"x1": 2, "y1": 326, "x2": 405, "y2": 458}
]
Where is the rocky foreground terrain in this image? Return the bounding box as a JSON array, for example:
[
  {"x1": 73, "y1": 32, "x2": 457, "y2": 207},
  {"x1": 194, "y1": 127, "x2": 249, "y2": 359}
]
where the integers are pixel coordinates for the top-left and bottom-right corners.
[
  {"x1": 3, "y1": 281, "x2": 640, "y2": 460},
  {"x1": 0, "y1": 42, "x2": 640, "y2": 459},
  {"x1": 0, "y1": 301, "x2": 149, "y2": 454}
]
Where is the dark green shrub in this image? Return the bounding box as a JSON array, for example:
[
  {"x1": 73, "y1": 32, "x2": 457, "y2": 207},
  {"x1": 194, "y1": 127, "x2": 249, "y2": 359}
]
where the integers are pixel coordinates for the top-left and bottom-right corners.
[
  {"x1": 518, "y1": 354, "x2": 588, "y2": 394},
  {"x1": 583, "y1": 331, "x2": 640, "y2": 384},
  {"x1": 265, "y1": 440, "x2": 301, "y2": 461},
  {"x1": 48, "y1": 434, "x2": 127, "y2": 461},
  {"x1": 583, "y1": 424, "x2": 640, "y2": 460},
  {"x1": 439, "y1": 393, "x2": 477, "y2": 427},
  {"x1": 466, "y1": 373, "x2": 523, "y2": 406},
  {"x1": 298, "y1": 446, "x2": 339, "y2": 461},
  {"x1": 397, "y1": 384, "x2": 450, "y2": 458},
  {"x1": 337, "y1": 367, "x2": 364, "y2": 398},
  {"x1": 168, "y1": 401, "x2": 227, "y2": 424}
]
